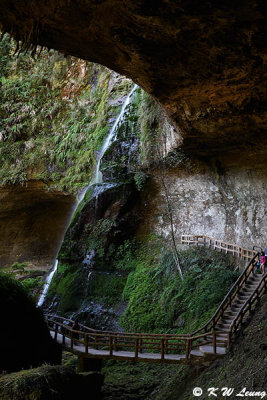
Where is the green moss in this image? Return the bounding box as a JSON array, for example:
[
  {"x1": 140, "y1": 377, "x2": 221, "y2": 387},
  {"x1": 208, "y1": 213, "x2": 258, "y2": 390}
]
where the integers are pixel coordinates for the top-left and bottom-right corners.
[
  {"x1": 102, "y1": 360, "x2": 185, "y2": 400},
  {"x1": 47, "y1": 264, "x2": 85, "y2": 314},
  {"x1": 86, "y1": 273, "x2": 127, "y2": 306},
  {"x1": 119, "y1": 241, "x2": 239, "y2": 333},
  {"x1": 11, "y1": 261, "x2": 28, "y2": 272},
  {"x1": 0, "y1": 364, "x2": 103, "y2": 400},
  {"x1": 20, "y1": 277, "x2": 43, "y2": 298}
]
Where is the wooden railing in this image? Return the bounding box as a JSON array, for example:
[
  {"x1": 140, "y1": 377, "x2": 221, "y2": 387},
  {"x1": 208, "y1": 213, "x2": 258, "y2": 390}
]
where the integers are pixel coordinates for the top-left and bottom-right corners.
[
  {"x1": 191, "y1": 252, "x2": 260, "y2": 342},
  {"x1": 181, "y1": 235, "x2": 258, "y2": 262},
  {"x1": 229, "y1": 272, "x2": 267, "y2": 340},
  {"x1": 46, "y1": 314, "x2": 227, "y2": 361},
  {"x1": 45, "y1": 246, "x2": 266, "y2": 363}
]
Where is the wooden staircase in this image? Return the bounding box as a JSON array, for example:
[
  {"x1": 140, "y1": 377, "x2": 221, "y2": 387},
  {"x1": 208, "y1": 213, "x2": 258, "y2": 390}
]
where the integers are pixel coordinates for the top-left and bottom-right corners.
[{"x1": 46, "y1": 248, "x2": 267, "y2": 368}]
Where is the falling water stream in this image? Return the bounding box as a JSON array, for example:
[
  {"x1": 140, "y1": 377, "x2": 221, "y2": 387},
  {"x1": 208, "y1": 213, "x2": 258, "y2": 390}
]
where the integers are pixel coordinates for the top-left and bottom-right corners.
[
  {"x1": 94, "y1": 84, "x2": 138, "y2": 184},
  {"x1": 37, "y1": 259, "x2": 58, "y2": 307},
  {"x1": 37, "y1": 83, "x2": 138, "y2": 307}
]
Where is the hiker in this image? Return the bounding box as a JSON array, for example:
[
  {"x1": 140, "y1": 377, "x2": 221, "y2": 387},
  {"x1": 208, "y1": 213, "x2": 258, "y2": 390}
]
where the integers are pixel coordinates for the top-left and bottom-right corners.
[
  {"x1": 260, "y1": 252, "x2": 266, "y2": 274},
  {"x1": 254, "y1": 260, "x2": 261, "y2": 274}
]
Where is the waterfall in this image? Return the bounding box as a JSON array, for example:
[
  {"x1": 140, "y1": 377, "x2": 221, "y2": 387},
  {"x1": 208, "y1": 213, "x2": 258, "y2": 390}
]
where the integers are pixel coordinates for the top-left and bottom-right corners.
[
  {"x1": 37, "y1": 259, "x2": 58, "y2": 307},
  {"x1": 37, "y1": 83, "x2": 138, "y2": 308},
  {"x1": 37, "y1": 186, "x2": 89, "y2": 308},
  {"x1": 93, "y1": 84, "x2": 138, "y2": 184}
]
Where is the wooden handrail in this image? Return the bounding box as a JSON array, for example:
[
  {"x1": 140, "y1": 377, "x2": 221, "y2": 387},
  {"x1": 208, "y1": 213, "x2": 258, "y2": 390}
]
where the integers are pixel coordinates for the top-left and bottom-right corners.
[
  {"x1": 229, "y1": 272, "x2": 267, "y2": 337},
  {"x1": 191, "y1": 252, "x2": 259, "y2": 336},
  {"x1": 181, "y1": 235, "x2": 259, "y2": 261},
  {"x1": 45, "y1": 241, "x2": 266, "y2": 363},
  {"x1": 46, "y1": 312, "x2": 230, "y2": 361}
]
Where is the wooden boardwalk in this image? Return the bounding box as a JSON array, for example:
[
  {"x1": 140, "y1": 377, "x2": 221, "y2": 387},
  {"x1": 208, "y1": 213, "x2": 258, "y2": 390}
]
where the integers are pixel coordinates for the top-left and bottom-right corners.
[
  {"x1": 46, "y1": 242, "x2": 267, "y2": 368},
  {"x1": 50, "y1": 331, "x2": 189, "y2": 363}
]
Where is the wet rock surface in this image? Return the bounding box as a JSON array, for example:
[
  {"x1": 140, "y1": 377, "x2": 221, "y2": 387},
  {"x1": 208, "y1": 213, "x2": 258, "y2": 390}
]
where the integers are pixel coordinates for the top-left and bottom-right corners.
[{"x1": 59, "y1": 182, "x2": 140, "y2": 265}]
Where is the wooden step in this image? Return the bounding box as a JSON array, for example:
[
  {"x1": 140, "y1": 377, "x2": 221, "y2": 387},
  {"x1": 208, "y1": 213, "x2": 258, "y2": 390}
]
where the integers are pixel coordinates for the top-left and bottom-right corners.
[
  {"x1": 244, "y1": 284, "x2": 258, "y2": 289},
  {"x1": 234, "y1": 299, "x2": 247, "y2": 304},
  {"x1": 224, "y1": 311, "x2": 238, "y2": 318},
  {"x1": 199, "y1": 345, "x2": 227, "y2": 355},
  {"x1": 220, "y1": 318, "x2": 234, "y2": 324},
  {"x1": 206, "y1": 338, "x2": 228, "y2": 347},
  {"x1": 217, "y1": 325, "x2": 231, "y2": 331},
  {"x1": 190, "y1": 349, "x2": 204, "y2": 358},
  {"x1": 237, "y1": 295, "x2": 250, "y2": 301}
]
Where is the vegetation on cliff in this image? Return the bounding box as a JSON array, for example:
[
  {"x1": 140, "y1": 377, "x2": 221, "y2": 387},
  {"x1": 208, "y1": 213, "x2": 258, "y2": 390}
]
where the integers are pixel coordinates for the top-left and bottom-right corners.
[
  {"x1": 0, "y1": 33, "x2": 133, "y2": 193},
  {"x1": 0, "y1": 32, "x2": 170, "y2": 196},
  {"x1": 119, "y1": 241, "x2": 239, "y2": 333},
  {"x1": 46, "y1": 232, "x2": 239, "y2": 336}
]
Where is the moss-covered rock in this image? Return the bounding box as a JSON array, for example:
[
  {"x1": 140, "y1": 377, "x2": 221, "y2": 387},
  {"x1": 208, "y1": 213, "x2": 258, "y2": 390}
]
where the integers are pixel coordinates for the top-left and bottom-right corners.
[
  {"x1": 0, "y1": 274, "x2": 61, "y2": 373},
  {"x1": 0, "y1": 365, "x2": 103, "y2": 400},
  {"x1": 58, "y1": 182, "x2": 140, "y2": 266}
]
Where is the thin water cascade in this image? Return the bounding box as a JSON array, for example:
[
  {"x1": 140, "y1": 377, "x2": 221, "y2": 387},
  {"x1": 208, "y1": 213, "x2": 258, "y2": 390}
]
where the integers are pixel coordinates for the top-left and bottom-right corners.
[
  {"x1": 37, "y1": 186, "x2": 89, "y2": 307},
  {"x1": 37, "y1": 259, "x2": 58, "y2": 307},
  {"x1": 94, "y1": 84, "x2": 138, "y2": 184},
  {"x1": 37, "y1": 83, "x2": 138, "y2": 308}
]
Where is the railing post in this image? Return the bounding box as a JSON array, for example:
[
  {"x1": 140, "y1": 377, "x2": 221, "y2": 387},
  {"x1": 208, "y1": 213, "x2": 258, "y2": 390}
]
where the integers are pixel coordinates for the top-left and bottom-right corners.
[
  {"x1": 139, "y1": 338, "x2": 143, "y2": 353},
  {"x1": 135, "y1": 338, "x2": 139, "y2": 359},
  {"x1": 185, "y1": 338, "x2": 191, "y2": 360},
  {"x1": 71, "y1": 331, "x2": 73, "y2": 350},
  {"x1": 164, "y1": 336, "x2": 168, "y2": 355},
  {"x1": 85, "y1": 334, "x2": 88, "y2": 354},
  {"x1": 160, "y1": 338, "x2": 165, "y2": 360},
  {"x1": 109, "y1": 336, "x2": 113, "y2": 356},
  {"x1": 212, "y1": 328, "x2": 216, "y2": 354},
  {"x1": 204, "y1": 326, "x2": 208, "y2": 341},
  {"x1": 114, "y1": 335, "x2": 117, "y2": 352},
  {"x1": 62, "y1": 329, "x2": 65, "y2": 345},
  {"x1": 55, "y1": 323, "x2": 58, "y2": 341}
]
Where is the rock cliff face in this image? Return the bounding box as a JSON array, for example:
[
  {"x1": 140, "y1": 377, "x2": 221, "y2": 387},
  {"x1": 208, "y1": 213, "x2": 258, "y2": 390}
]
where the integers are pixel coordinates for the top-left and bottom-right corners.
[
  {"x1": 0, "y1": 37, "x2": 133, "y2": 268},
  {"x1": 139, "y1": 163, "x2": 267, "y2": 249},
  {"x1": 0, "y1": 0, "x2": 266, "y2": 164},
  {"x1": 0, "y1": 9, "x2": 266, "y2": 269},
  {"x1": 0, "y1": 182, "x2": 75, "y2": 268}
]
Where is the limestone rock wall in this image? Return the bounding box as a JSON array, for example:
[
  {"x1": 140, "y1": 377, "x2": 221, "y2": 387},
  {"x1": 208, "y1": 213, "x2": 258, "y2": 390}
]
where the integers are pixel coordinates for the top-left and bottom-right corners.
[
  {"x1": 140, "y1": 164, "x2": 267, "y2": 250},
  {"x1": 0, "y1": 182, "x2": 75, "y2": 268}
]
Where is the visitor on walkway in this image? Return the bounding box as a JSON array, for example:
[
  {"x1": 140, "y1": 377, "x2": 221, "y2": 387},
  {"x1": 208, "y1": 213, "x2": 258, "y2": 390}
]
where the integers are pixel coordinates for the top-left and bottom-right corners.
[{"x1": 260, "y1": 252, "x2": 266, "y2": 274}]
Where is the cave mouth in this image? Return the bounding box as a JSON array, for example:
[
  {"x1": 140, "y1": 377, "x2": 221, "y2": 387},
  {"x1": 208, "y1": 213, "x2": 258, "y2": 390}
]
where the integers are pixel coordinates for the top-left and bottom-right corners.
[{"x1": 0, "y1": 0, "x2": 266, "y2": 163}]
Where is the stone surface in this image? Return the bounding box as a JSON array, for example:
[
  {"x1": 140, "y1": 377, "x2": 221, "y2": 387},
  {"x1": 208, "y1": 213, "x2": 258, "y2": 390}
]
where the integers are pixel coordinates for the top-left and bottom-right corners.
[
  {"x1": 138, "y1": 162, "x2": 267, "y2": 249},
  {"x1": 59, "y1": 182, "x2": 140, "y2": 263},
  {"x1": 0, "y1": 181, "x2": 75, "y2": 268},
  {"x1": 0, "y1": 0, "x2": 266, "y2": 163}
]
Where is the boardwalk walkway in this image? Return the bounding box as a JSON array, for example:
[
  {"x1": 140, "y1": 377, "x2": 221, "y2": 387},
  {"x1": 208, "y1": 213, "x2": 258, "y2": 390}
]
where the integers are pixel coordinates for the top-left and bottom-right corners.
[{"x1": 46, "y1": 239, "x2": 267, "y2": 368}]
